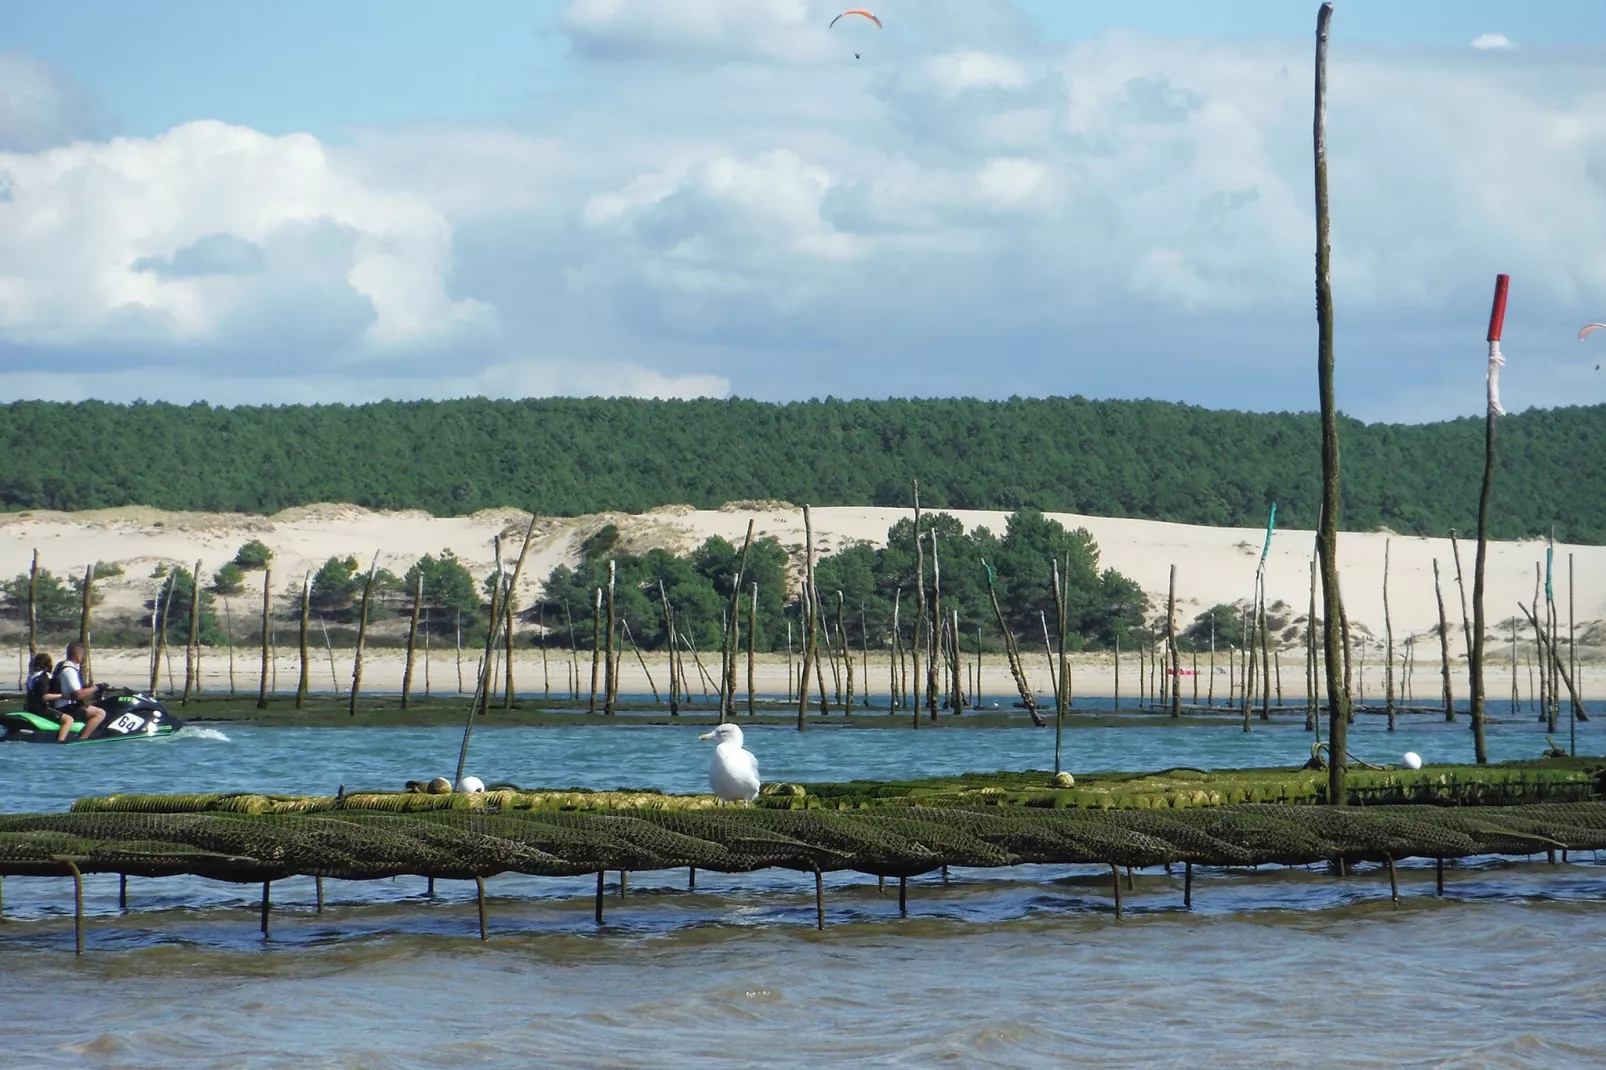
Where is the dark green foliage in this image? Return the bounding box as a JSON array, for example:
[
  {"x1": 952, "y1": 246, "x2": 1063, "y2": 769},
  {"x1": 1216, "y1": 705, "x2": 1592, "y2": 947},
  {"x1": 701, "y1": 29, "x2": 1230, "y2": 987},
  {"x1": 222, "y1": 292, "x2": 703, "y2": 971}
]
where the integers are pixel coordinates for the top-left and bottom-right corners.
[
  {"x1": 403, "y1": 551, "x2": 480, "y2": 630},
  {"x1": 152, "y1": 567, "x2": 226, "y2": 646},
  {"x1": 212, "y1": 562, "x2": 246, "y2": 595},
  {"x1": 2, "y1": 397, "x2": 1605, "y2": 541},
  {"x1": 1183, "y1": 603, "x2": 1243, "y2": 651},
  {"x1": 233, "y1": 539, "x2": 273, "y2": 570},
  {"x1": 310, "y1": 556, "x2": 361, "y2": 614},
  {"x1": 0, "y1": 568, "x2": 79, "y2": 628},
  {"x1": 812, "y1": 509, "x2": 1143, "y2": 651}
]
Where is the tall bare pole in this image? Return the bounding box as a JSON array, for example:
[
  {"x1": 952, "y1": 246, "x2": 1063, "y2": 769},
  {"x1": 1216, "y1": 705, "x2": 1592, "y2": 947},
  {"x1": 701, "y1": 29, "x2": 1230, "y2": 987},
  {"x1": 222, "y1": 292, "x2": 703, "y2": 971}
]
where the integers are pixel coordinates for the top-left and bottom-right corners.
[
  {"x1": 348, "y1": 553, "x2": 379, "y2": 717},
  {"x1": 604, "y1": 560, "x2": 618, "y2": 715},
  {"x1": 1470, "y1": 273, "x2": 1510, "y2": 764},
  {"x1": 1167, "y1": 564, "x2": 1181, "y2": 718},
  {"x1": 1313, "y1": 3, "x2": 1351, "y2": 801},
  {"x1": 183, "y1": 559, "x2": 202, "y2": 705},
  {"x1": 255, "y1": 567, "x2": 272, "y2": 709},
  {"x1": 588, "y1": 587, "x2": 602, "y2": 714},
  {"x1": 797, "y1": 505, "x2": 820, "y2": 731},
  {"x1": 78, "y1": 563, "x2": 95, "y2": 683},
  {"x1": 401, "y1": 570, "x2": 423, "y2": 709},
  {"x1": 504, "y1": 512, "x2": 539, "y2": 709},
  {"x1": 1383, "y1": 539, "x2": 1396, "y2": 731},
  {"x1": 721, "y1": 520, "x2": 755, "y2": 721},
  {"x1": 296, "y1": 573, "x2": 312, "y2": 709},
  {"x1": 748, "y1": 581, "x2": 759, "y2": 716},
  {"x1": 1434, "y1": 559, "x2": 1455, "y2": 722},
  {"x1": 910, "y1": 481, "x2": 924, "y2": 730},
  {"x1": 26, "y1": 549, "x2": 38, "y2": 658}
]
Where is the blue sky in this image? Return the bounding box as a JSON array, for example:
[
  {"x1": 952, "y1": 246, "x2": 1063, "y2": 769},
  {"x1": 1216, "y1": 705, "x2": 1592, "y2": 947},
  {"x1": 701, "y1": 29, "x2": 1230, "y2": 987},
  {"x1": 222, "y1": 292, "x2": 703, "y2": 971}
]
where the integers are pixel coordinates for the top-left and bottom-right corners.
[{"x1": 2, "y1": 1, "x2": 1605, "y2": 419}]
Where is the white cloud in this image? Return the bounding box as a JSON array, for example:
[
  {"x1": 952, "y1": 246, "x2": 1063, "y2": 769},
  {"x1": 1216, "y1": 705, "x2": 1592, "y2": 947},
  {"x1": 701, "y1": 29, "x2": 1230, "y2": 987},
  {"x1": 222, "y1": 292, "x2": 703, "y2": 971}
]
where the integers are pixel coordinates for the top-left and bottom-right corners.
[
  {"x1": 1470, "y1": 33, "x2": 1514, "y2": 51},
  {"x1": 0, "y1": 120, "x2": 494, "y2": 353}
]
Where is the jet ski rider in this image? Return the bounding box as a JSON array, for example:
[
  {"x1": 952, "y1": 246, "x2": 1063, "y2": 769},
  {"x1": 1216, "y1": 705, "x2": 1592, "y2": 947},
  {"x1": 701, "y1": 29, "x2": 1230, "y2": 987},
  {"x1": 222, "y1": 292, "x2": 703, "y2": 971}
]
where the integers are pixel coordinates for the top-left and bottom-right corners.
[{"x1": 51, "y1": 641, "x2": 107, "y2": 744}]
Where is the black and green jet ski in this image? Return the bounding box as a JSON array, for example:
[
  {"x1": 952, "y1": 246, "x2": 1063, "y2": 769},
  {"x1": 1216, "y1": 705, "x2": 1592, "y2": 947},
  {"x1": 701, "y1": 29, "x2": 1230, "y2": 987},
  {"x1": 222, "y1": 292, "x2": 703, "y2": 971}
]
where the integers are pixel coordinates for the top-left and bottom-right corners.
[{"x1": 1, "y1": 688, "x2": 185, "y2": 744}]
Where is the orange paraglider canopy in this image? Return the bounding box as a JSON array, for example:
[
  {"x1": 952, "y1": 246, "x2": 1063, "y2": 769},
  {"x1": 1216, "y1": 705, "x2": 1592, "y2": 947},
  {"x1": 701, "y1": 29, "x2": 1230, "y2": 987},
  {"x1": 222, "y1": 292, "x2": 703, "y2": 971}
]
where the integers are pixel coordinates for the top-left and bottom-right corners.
[
  {"x1": 1579, "y1": 323, "x2": 1606, "y2": 341},
  {"x1": 829, "y1": 9, "x2": 882, "y2": 29}
]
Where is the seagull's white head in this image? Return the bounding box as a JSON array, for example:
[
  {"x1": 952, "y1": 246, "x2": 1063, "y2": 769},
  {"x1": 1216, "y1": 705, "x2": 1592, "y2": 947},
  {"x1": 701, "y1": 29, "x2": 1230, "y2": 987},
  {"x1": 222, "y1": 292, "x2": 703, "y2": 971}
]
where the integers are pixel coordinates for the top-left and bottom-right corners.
[{"x1": 699, "y1": 723, "x2": 744, "y2": 746}]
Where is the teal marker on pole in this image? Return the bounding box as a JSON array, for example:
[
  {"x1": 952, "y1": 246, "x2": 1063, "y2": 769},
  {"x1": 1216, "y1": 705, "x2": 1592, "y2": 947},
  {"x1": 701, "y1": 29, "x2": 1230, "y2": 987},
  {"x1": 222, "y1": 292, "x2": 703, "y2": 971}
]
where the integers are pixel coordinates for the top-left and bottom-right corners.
[{"x1": 1259, "y1": 504, "x2": 1278, "y2": 568}]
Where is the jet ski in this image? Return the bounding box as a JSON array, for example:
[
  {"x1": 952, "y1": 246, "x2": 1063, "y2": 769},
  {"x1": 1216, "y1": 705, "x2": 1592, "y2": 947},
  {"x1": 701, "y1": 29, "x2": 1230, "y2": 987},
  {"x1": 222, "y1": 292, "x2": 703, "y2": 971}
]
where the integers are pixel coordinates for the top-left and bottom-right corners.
[{"x1": 0, "y1": 687, "x2": 185, "y2": 744}]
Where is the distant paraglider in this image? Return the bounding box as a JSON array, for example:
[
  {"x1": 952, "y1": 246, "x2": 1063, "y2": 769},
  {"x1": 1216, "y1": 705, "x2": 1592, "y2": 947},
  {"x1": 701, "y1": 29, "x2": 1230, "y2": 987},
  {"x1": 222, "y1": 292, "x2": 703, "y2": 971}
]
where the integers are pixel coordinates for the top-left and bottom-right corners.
[
  {"x1": 829, "y1": 8, "x2": 881, "y2": 58},
  {"x1": 829, "y1": 9, "x2": 882, "y2": 30},
  {"x1": 1580, "y1": 323, "x2": 1606, "y2": 369}
]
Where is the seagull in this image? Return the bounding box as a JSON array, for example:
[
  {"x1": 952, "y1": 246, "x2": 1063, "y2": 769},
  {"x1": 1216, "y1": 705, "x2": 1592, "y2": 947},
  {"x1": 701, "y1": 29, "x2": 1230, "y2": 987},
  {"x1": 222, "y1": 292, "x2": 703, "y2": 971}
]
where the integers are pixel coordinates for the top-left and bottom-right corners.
[{"x1": 699, "y1": 723, "x2": 761, "y2": 805}]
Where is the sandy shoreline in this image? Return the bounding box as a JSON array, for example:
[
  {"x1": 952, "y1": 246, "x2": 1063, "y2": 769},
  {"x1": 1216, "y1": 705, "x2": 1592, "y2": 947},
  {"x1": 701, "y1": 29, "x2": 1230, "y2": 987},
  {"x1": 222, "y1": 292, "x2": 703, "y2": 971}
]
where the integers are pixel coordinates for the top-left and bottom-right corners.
[{"x1": 21, "y1": 647, "x2": 1589, "y2": 712}]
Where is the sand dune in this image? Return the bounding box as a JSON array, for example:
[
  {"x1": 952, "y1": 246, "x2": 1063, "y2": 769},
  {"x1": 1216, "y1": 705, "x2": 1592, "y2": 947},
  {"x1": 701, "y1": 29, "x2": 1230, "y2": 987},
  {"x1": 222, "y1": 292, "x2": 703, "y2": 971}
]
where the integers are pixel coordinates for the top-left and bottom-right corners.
[{"x1": 1, "y1": 502, "x2": 1598, "y2": 663}]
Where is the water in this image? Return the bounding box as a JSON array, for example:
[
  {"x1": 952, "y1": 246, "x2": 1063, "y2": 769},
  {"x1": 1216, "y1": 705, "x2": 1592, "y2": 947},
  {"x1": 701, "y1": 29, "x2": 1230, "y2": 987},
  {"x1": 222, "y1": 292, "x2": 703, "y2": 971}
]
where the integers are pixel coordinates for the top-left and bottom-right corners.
[{"x1": 2, "y1": 713, "x2": 1603, "y2": 1068}]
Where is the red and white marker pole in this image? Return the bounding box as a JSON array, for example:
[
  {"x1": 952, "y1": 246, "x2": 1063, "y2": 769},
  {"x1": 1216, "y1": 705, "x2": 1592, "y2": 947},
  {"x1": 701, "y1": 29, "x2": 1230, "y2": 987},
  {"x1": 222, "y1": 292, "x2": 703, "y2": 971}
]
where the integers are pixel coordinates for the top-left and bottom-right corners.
[{"x1": 1486, "y1": 274, "x2": 1510, "y2": 417}]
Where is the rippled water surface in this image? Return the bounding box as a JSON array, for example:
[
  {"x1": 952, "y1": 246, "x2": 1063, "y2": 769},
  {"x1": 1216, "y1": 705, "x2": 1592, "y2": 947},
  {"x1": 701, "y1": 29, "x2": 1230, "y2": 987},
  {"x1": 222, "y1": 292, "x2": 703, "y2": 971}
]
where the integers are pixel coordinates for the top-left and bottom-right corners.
[{"x1": 2, "y1": 710, "x2": 1602, "y2": 1068}]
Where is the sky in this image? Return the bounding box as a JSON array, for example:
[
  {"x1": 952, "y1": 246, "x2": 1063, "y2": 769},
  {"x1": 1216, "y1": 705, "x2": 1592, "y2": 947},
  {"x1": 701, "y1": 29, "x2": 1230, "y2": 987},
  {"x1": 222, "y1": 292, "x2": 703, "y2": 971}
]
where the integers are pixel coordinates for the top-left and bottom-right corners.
[{"x1": 2, "y1": 0, "x2": 1605, "y2": 421}]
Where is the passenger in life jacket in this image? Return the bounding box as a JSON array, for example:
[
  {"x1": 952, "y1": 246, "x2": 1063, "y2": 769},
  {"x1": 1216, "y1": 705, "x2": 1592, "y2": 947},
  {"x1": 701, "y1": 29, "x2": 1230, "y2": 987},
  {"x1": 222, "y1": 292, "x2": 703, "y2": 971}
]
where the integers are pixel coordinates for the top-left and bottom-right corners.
[
  {"x1": 23, "y1": 652, "x2": 60, "y2": 715},
  {"x1": 51, "y1": 641, "x2": 107, "y2": 743}
]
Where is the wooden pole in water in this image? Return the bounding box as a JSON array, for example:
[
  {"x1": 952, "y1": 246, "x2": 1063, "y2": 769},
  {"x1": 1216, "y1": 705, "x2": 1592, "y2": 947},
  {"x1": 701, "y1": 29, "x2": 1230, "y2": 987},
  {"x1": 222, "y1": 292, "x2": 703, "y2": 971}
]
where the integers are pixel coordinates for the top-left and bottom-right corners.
[
  {"x1": 503, "y1": 513, "x2": 539, "y2": 710},
  {"x1": 1386, "y1": 855, "x2": 1399, "y2": 907},
  {"x1": 604, "y1": 561, "x2": 618, "y2": 715},
  {"x1": 1383, "y1": 539, "x2": 1396, "y2": 731},
  {"x1": 798, "y1": 505, "x2": 820, "y2": 730},
  {"x1": 67, "y1": 861, "x2": 84, "y2": 955},
  {"x1": 1305, "y1": 559, "x2": 1317, "y2": 730},
  {"x1": 150, "y1": 574, "x2": 175, "y2": 694},
  {"x1": 1113, "y1": 633, "x2": 1121, "y2": 710},
  {"x1": 1110, "y1": 863, "x2": 1123, "y2": 919},
  {"x1": 889, "y1": 590, "x2": 902, "y2": 710},
  {"x1": 1184, "y1": 861, "x2": 1193, "y2": 910},
  {"x1": 594, "y1": 871, "x2": 605, "y2": 925},
  {"x1": 588, "y1": 587, "x2": 602, "y2": 714},
  {"x1": 456, "y1": 609, "x2": 466, "y2": 695},
  {"x1": 348, "y1": 554, "x2": 378, "y2": 717},
  {"x1": 296, "y1": 573, "x2": 312, "y2": 709},
  {"x1": 476, "y1": 877, "x2": 488, "y2": 942},
  {"x1": 1313, "y1": 1, "x2": 1352, "y2": 801},
  {"x1": 863, "y1": 603, "x2": 873, "y2": 709},
  {"x1": 77, "y1": 563, "x2": 95, "y2": 683},
  {"x1": 26, "y1": 549, "x2": 38, "y2": 658},
  {"x1": 401, "y1": 570, "x2": 423, "y2": 709},
  {"x1": 316, "y1": 876, "x2": 324, "y2": 914},
  {"x1": 1167, "y1": 564, "x2": 1181, "y2": 718},
  {"x1": 814, "y1": 869, "x2": 825, "y2": 930},
  {"x1": 1208, "y1": 618, "x2": 1216, "y2": 708},
  {"x1": 260, "y1": 881, "x2": 271, "y2": 938},
  {"x1": 1258, "y1": 579, "x2": 1272, "y2": 720},
  {"x1": 748, "y1": 582, "x2": 759, "y2": 715},
  {"x1": 621, "y1": 620, "x2": 660, "y2": 702},
  {"x1": 911, "y1": 483, "x2": 924, "y2": 730},
  {"x1": 1470, "y1": 274, "x2": 1510, "y2": 765},
  {"x1": 424, "y1": 607, "x2": 432, "y2": 698},
  {"x1": 659, "y1": 581, "x2": 679, "y2": 716},
  {"x1": 898, "y1": 876, "x2": 908, "y2": 917},
  {"x1": 537, "y1": 604, "x2": 548, "y2": 700},
  {"x1": 256, "y1": 567, "x2": 272, "y2": 709},
  {"x1": 119, "y1": 873, "x2": 128, "y2": 913},
  {"x1": 927, "y1": 534, "x2": 942, "y2": 718},
  {"x1": 838, "y1": 592, "x2": 855, "y2": 711},
  {"x1": 1434, "y1": 559, "x2": 1455, "y2": 722}
]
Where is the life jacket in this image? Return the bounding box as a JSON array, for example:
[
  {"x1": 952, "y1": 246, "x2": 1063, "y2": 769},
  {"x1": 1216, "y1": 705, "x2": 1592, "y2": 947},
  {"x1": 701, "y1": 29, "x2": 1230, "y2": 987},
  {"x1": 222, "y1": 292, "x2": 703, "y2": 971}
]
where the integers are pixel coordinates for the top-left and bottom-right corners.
[{"x1": 24, "y1": 670, "x2": 51, "y2": 714}]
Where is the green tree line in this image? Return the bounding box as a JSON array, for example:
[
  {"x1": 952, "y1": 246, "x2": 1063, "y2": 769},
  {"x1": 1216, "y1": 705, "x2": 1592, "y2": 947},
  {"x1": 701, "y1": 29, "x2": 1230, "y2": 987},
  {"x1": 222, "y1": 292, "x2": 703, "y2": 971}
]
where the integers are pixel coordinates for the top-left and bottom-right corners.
[{"x1": 3, "y1": 396, "x2": 1600, "y2": 541}]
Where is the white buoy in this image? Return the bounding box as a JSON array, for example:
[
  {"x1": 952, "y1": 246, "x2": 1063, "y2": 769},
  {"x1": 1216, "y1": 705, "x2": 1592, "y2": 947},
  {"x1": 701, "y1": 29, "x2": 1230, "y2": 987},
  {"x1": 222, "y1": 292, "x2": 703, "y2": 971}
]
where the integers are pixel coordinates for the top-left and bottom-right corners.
[
  {"x1": 699, "y1": 723, "x2": 761, "y2": 804},
  {"x1": 455, "y1": 775, "x2": 486, "y2": 793},
  {"x1": 1403, "y1": 752, "x2": 1422, "y2": 770}
]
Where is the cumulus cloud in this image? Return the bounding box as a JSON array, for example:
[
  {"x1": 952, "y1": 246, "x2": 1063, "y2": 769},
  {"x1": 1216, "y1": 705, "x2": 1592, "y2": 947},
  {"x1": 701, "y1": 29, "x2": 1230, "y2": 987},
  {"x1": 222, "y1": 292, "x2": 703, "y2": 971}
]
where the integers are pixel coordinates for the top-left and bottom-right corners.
[
  {"x1": 1470, "y1": 33, "x2": 1514, "y2": 51},
  {"x1": 0, "y1": 120, "x2": 494, "y2": 355}
]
